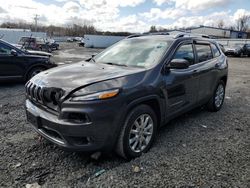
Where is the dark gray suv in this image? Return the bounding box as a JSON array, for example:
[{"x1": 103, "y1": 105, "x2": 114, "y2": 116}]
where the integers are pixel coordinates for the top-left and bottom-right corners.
[{"x1": 25, "y1": 33, "x2": 228, "y2": 159}]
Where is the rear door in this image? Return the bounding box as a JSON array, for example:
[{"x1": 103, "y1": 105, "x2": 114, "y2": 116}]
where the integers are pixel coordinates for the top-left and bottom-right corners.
[
  {"x1": 0, "y1": 43, "x2": 24, "y2": 80},
  {"x1": 164, "y1": 41, "x2": 199, "y2": 116},
  {"x1": 193, "y1": 41, "x2": 220, "y2": 103}
]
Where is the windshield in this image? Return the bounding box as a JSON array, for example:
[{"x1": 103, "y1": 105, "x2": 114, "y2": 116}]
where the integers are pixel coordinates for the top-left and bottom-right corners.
[{"x1": 93, "y1": 38, "x2": 172, "y2": 68}]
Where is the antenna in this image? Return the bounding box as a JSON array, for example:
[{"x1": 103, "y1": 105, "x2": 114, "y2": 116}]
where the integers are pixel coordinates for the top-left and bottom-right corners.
[{"x1": 34, "y1": 14, "x2": 39, "y2": 32}]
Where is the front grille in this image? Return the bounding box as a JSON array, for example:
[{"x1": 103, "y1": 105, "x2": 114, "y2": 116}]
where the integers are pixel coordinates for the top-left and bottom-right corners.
[
  {"x1": 25, "y1": 81, "x2": 64, "y2": 112},
  {"x1": 26, "y1": 81, "x2": 43, "y2": 103}
]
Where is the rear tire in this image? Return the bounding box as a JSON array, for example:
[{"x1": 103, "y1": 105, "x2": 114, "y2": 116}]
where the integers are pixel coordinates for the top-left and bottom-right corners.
[
  {"x1": 206, "y1": 80, "x2": 225, "y2": 112},
  {"x1": 116, "y1": 105, "x2": 157, "y2": 159}
]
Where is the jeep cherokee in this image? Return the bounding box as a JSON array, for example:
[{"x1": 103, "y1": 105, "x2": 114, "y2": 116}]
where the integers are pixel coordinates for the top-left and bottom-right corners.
[{"x1": 25, "y1": 33, "x2": 228, "y2": 159}]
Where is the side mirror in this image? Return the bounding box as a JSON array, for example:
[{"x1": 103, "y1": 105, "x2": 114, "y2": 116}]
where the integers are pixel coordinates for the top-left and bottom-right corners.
[
  {"x1": 169, "y1": 59, "x2": 190, "y2": 69},
  {"x1": 11, "y1": 49, "x2": 18, "y2": 56}
]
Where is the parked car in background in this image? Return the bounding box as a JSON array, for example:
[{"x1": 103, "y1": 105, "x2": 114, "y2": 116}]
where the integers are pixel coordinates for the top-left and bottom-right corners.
[
  {"x1": 46, "y1": 39, "x2": 59, "y2": 50},
  {"x1": 242, "y1": 44, "x2": 250, "y2": 57},
  {"x1": 67, "y1": 37, "x2": 74, "y2": 42},
  {"x1": 0, "y1": 39, "x2": 56, "y2": 82},
  {"x1": 78, "y1": 38, "x2": 85, "y2": 47},
  {"x1": 224, "y1": 44, "x2": 243, "y2": 57},
  {"x1": 74, "y1": 37, "x2": 82, "y2": 42},
  {"x1": 18, "y1": 37, "x2": 52, "y2": 53},
  {"x1": 25, "y1": 33, "x2": 228, "y2": 159}
]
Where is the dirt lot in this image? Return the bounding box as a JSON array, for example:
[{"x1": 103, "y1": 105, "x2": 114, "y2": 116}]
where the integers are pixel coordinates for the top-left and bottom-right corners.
[{"x1": 0, "y1": 43, "x2": 249, "y2": 187}]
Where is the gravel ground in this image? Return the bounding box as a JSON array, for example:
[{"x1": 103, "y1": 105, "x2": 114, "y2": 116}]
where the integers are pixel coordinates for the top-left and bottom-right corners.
[{"x1": 0, "y1": 44, "x2": 249, "y2": 187}]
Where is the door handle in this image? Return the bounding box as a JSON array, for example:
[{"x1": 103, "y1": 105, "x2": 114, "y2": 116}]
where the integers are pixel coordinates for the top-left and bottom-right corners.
[{"x1": 215, "y1": 63, "x2": 220, "y2": 68}]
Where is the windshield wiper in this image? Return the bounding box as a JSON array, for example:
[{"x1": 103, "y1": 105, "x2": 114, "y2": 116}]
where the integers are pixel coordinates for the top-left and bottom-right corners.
[{"x1": 105, "y1": 62, "x2": 128, "y2": 67}]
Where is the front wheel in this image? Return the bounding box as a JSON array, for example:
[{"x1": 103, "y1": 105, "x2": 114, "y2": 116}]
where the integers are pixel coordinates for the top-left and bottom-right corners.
[
  {"x1": 206, "y1": 80, "x2": 225, "y2": 112},
  {"x1": 116, "y1": 105, "x2": 157, "y2": 159}
]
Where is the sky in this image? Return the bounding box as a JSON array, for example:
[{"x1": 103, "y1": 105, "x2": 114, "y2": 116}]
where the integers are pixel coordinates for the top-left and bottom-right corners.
[{"x1": 0, "y1": 0, "x2": 249, "y2": 33}]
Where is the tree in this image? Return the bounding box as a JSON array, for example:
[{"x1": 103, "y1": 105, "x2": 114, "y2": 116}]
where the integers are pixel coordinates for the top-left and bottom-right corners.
[
  {"x1": 149, "y1": 25, "x2": 157, "y2": 33},
  {"x1": 217, "y1": 20, "x2": 224, "y2": 28},
  {"x1": 236, "y1": 14, "x2": 250, "y2": 31}
]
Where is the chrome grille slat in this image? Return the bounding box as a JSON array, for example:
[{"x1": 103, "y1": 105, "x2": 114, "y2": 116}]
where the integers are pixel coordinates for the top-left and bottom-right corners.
[
  {"x1": 34, "y1": 86, "x2": 39, "y2": 101},
  {"x1": 31, "y1": 84, "x2": 36, "y2": 99},
  {"x1": 25, "y1": 82, "x2": 61, "y2": 112},
  {"x1": 27, "y1": 83, "x2": 33, "y2": 96}
]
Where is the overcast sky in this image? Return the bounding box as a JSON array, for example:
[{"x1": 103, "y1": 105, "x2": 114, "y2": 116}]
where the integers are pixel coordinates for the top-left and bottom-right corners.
[{"x1": 0, "y1": 0, "x2": 249, "y2": 33}]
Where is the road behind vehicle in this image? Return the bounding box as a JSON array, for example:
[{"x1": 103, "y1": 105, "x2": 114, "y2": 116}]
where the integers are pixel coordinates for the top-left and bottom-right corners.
[
  {"x1": 0, "y1": 39, "x2": 57, "y2": 82},
  {"x1": 25, "y1": 33, "x2": 228, "y2": 159},
  {"x1": 18, "y1": 37, "x2": 52, "y2": 53}
]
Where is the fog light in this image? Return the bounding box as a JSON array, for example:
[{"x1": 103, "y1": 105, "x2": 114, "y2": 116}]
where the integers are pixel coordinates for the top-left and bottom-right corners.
[{"x1": 68, "y1": 112, "x2": 89, "y2": 123}]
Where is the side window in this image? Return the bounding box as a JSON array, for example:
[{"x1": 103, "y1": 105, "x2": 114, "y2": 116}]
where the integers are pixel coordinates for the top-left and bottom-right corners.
[
  {"x1": 211, "y1": 43, "x2": 221, "y2": 58},
  {"x1": 173, "y1": 44, "x2": 194, "y2": 65},
  {"x1": 0, "y1": 44, "x2": 11, "y2": 55},
  {"x1": 195, "y1": 44, "x2": 213, "y2": 62}
]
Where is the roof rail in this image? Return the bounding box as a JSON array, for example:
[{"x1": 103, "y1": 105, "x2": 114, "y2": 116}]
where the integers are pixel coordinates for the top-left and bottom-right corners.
[
  {"x1": 127, "y1": 32, "x2": 210, "y2": 39},
  {"x1": 174, "y1": 32, "x2": 211, "y2": 39},
  {"x1": 126, "y1": 32, "x2": 170, "y2": 39},
  {"x1": 126, "y1": 34, "x2": 144, "y2": 38}
]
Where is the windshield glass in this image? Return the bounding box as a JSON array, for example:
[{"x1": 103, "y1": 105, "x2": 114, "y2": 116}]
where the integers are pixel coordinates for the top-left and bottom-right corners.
[{"x1": 93, "y1": 38, "x2": 172, "y2": 68}]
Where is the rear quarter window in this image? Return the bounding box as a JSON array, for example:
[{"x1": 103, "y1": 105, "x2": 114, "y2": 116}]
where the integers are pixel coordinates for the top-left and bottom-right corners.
[
  {"x1": 195, "y1": 44, "x2": 213, "y2": 62},
  {"x1": 211, "y1": 43, "x2": 221, "y2": 58}
]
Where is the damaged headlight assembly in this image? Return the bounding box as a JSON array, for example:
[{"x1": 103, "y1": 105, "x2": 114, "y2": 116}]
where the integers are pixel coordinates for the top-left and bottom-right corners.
[{"x1": 70, "y1": 88, "x2": 120, "y2": 101}]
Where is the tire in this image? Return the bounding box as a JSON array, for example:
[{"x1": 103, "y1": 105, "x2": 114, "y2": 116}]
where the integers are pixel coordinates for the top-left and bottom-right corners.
[
  {"x1": 206, "y1": 80, "x2": 225, "y2": 112},
  {"x1": 27, "y1": 67, "x2": 45, "y2": 81},
  {"x1": 116, "y1": 105, "x2": 157, "y2": 159}
]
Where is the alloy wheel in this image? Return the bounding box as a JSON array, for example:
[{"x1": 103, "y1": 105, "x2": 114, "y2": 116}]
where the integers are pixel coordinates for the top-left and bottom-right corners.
[
  {"x1": 215, "y1": 84, "x2": 225, "y2": 108},
  {"x1": 128, "y1": 114, "x2": 154, "y2": 153}
]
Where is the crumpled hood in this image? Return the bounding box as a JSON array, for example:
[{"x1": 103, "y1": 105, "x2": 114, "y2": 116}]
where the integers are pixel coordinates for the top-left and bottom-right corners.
[{"x1": 30, "y1": 61, "x2": 144, "y2": 93}]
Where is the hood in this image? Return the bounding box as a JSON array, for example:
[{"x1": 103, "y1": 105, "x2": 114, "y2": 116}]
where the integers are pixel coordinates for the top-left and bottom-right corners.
[
  {"x1": 30, "y1": 61, "x2": 145, "y2": 93},
  {"x1": 26, "y1": 50, "x2": 52, "y2": 57}
]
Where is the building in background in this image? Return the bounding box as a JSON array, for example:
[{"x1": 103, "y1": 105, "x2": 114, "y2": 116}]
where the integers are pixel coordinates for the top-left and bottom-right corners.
[
  {"x1": 84, "y1": 34, "x2": 125, "y2": 48},
  {"x1": 0, "y1": 28, "x2": 46, "y2": 44},
  {"x1": 189, "y1": 26, "x2": 248, "y2": 39}
]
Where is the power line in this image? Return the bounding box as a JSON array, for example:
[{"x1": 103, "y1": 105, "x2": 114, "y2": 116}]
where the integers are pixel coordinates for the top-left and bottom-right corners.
[{"x1": 34, "y1": 14, "x2": 39, "y2": 32}]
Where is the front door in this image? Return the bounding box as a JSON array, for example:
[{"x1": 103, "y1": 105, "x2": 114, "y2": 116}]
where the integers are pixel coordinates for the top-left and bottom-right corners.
[{"x1": 163, "y1": 42, "x2": 199, "y2": 117}]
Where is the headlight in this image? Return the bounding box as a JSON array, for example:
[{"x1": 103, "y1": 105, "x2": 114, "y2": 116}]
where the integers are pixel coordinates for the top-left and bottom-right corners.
[{"x1": 71, "y1": 88, "x2": 120, "y2": 101}]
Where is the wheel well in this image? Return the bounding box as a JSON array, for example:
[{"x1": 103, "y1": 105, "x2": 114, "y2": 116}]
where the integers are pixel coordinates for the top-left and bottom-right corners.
[
  {"x1": 25, "y1": 65, "x2": 47, "y2": 80},
  {"x1": 128, "y1": 99, "x2": 161, "y2": 127},
  {"x1": 221, "y1": 76, "x2": 227, "y2": 85}
]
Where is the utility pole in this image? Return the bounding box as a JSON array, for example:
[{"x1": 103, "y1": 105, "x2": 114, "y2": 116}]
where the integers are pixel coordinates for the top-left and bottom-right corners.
[{"x1": 34, "y1": 14, "x2": 39, "y2": 32}]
